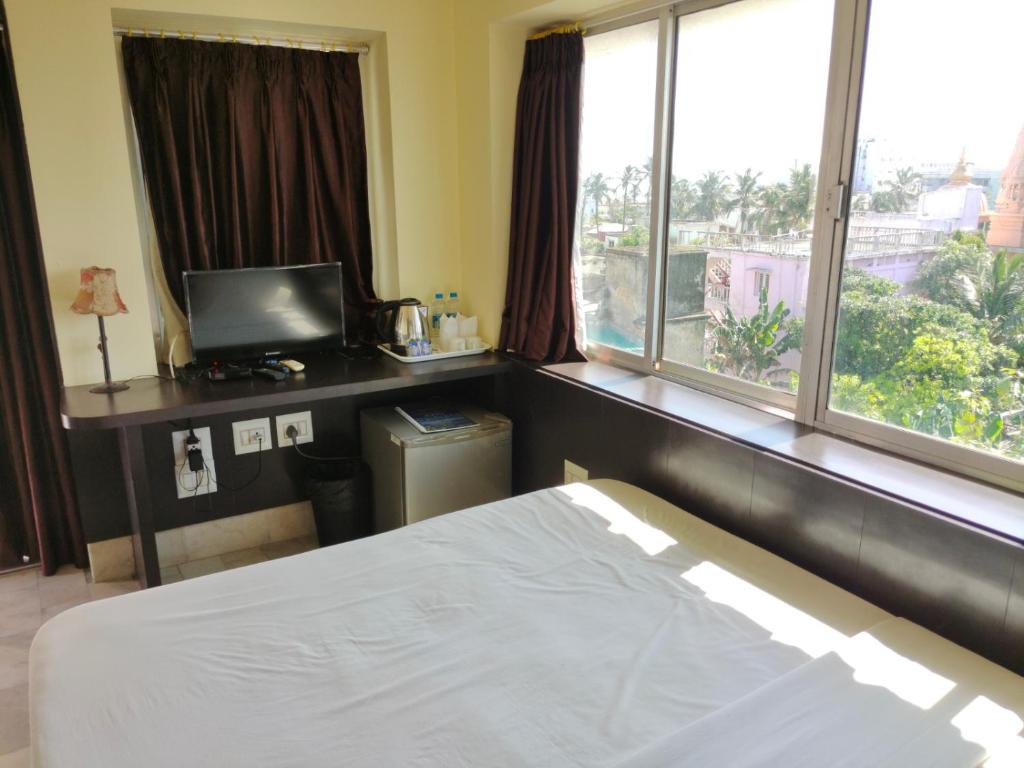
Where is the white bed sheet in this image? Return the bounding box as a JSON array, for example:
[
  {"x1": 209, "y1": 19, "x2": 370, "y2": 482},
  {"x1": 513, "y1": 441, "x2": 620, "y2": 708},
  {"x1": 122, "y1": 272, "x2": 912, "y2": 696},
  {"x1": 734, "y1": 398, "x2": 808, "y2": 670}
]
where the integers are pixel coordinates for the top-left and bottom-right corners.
[{"x1": 29, "y1": 480, "x2": 1023, "y2": 767}]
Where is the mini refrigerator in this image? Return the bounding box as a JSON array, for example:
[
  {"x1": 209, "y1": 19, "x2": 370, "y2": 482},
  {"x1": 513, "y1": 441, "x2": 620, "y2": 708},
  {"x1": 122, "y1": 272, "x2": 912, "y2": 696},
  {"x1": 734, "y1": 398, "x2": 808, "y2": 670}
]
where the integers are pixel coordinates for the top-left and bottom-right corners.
[{"x1": 360, "y1": 406, "x2": 512, "y2": 532}]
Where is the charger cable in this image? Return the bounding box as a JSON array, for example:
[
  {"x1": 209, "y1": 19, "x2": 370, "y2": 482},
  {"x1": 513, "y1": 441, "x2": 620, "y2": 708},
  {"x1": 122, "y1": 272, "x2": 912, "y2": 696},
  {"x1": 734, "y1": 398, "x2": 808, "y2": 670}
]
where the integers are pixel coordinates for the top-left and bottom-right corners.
[{"x1": 285, "y1": 425, "x2": 356, "y2": 462}]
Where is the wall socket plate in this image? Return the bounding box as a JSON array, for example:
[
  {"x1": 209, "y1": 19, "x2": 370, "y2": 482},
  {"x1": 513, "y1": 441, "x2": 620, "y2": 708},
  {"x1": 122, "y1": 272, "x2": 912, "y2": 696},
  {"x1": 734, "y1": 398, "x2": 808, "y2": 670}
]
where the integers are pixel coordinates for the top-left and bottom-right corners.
[
  {"x1": 171, "y1": 427, "x2": 216, "y2": 499},
  {"x1": 231, "y1": 417, "x2": 273, "y2": 455},
  {"x1": 564, "y1": 460, "x2": 589, "y2": 484},
  {"x1": 276, "y1": 411, "x2": 314, "y2": 446}
]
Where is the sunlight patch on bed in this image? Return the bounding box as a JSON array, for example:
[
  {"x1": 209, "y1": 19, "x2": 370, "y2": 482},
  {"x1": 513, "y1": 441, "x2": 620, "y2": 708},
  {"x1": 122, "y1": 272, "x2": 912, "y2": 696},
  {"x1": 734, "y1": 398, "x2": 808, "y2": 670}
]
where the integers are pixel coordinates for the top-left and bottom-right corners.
[
  {"x1": 681, "y1": 560, "x2": 849, "y2": 660},
  {"x1": 951, "y1": 696, "x2": 1024, "y2": 767},
  {"x1": 838, "y1": 631, "x2": 955, "y2": 709},
  {"x1": 560, "y1": 483, "x2": 677, "y2": 555},
  {"x1": 681, "y1": 560, "x2": 956, "y2": 709}
]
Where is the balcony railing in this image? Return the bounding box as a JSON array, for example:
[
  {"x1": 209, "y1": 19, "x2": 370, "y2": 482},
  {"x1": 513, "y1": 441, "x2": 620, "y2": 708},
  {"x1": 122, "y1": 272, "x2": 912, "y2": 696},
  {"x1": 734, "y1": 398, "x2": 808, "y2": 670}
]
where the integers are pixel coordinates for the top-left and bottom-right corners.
[{"x1": 674, "y1": 226, "x2": 945, "y2": 259}]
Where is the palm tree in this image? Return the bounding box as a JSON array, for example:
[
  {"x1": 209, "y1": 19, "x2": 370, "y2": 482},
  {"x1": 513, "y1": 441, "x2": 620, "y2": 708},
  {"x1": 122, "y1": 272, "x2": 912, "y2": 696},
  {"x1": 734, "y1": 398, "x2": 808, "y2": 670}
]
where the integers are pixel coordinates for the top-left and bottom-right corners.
[
  {"x1": 782, "y1": 163, "x2": 816, "y2": 231},
  {"x1": 972, "y1": 250, "x2": 1024, "y2": 347},
  {"x1": 671, "y1": 176, "x2": 695, "y2": 221},
  {"x1": 880, "y1": 166, "x2": 921, "y2": 212},
  {"x1": 581, "y1": 172, "x2": 612, "y2": 227},
  {"x1": 728, "y1": 168, "x2": 762, "y2": 233},
  {"x1": 751, "y1": 183, "x2": 787, "y2": 234},
  {"x1": 619, "y1": 165, "x2": 638, "y2": 227},
  {"x1": 693, "y1": 170, "x2": 732, "y2": 223},
  {"x1": 633, "y1": 159, "x2": 652, "y2": 221},
  {"x1": 641, "y1": 156, "x2": 655, "y2": 216}
]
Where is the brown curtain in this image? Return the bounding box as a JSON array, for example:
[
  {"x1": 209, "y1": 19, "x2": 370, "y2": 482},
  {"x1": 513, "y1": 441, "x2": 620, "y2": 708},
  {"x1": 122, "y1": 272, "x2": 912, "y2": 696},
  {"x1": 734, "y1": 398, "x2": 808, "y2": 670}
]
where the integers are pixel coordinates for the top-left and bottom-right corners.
[
  {"x1": 0, "y1": 3, "x2": 86, "y2": 574},
  {"x1": 499, "y1": 32, "x2": 586, "y2": 363},
  {"x1": 121, "y1": 38, "x2": 376, "y2": 334}
]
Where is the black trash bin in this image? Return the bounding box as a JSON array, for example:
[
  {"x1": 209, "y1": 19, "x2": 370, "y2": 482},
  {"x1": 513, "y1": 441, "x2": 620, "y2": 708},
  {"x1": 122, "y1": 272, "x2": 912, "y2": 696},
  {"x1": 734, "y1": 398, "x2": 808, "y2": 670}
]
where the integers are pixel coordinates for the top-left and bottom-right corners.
[{"x1": 305, "y1": 459, "x2": 372, "y2": 547}]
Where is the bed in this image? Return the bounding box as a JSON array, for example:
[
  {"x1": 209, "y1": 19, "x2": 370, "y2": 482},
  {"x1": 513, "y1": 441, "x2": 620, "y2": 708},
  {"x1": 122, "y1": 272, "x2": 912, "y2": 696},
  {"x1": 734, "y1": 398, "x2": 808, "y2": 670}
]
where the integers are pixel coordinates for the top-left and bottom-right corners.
[{"x1": 29, "y1": 480, "x2": 1024, "y2": 766}]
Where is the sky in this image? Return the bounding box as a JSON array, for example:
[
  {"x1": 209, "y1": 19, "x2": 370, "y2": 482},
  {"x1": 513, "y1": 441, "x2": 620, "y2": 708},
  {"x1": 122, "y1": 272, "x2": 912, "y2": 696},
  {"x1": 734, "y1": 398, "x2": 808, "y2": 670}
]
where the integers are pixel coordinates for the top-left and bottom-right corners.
[{"x1": 579, "y1": 0, "x2": 1024, "y2": 192}]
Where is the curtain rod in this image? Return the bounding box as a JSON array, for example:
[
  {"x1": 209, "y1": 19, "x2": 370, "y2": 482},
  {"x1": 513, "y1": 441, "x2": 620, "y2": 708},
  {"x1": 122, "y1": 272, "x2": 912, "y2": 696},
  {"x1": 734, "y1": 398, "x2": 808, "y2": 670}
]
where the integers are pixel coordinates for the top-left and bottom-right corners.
[
  {"x1": 528, "y1": 21, "x2": 586, "y2": 40},
  {"x1": 112, "y1": 27, "x2": 368, "y2": 55}
]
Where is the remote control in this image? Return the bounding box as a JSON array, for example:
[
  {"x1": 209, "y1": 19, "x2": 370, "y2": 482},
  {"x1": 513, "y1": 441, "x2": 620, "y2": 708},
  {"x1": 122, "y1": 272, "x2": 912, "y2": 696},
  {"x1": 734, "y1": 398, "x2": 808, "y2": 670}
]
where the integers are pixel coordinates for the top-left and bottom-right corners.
[
  {"x1": 279, "y1": 359, "x2": 305, "y2": 372},
  {"x1": 253, "y1": 367, "x2": 288, "y2": 382}
]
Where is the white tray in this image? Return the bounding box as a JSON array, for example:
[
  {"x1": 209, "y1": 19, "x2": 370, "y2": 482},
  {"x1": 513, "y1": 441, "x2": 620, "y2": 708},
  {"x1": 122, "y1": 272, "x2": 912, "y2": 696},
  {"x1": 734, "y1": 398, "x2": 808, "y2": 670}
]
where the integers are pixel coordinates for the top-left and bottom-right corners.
[{"x1": 377, "y1": 343, "x2": 492, "y2": 364}]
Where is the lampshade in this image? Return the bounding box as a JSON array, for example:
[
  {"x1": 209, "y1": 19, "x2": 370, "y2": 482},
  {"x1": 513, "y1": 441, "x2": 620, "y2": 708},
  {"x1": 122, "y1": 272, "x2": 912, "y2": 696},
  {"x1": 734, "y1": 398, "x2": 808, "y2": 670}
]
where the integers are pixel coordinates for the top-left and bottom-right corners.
[{"x1": 70, "y1": 267, "x2": 128, "y2": 317}]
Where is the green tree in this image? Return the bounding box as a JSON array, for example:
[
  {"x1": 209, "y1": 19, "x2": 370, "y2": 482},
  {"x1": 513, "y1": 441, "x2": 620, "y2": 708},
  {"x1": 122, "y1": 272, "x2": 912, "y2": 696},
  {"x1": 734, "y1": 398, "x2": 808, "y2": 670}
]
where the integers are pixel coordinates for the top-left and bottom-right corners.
[
  {"x1": 835, "y1": 269, "x2": 991, "y2": 379},
  {"x1": 692, "y1": 170, "x2": 732, "y2": 222},
  {"x1": 782, "y1": 163, "x2": 816, "y2": 231},
  {"x1": 581, "y1": 172, "x2": 612, "y2": 228},
  {"x1": 833, "y1": 267, "x2": 1021, "y2": 454},
  {"x1": 751, "y1": 183, "x2": 788, "y2": 234},
  {"x1": 914, "y1": 232, "x2": 1024, "y2": 355},
  {"x1": 671, "y1": 176, "x2": 696, "y2": 220},
  {"x1": 619, "y1": 165, "x2": 638, "y2": 227},
  {"x1": 729, "y1": 168, "x2": 762, "y2": 233},
  {"x1": 711, "y1": 289, "x2": 800, "y2": 383},
  {"x1": 913, "y1": 231, "x2": 989, "y2": 308},
  {"x1": 881, "y1": 166, "x2": 921, "y2": 212}
]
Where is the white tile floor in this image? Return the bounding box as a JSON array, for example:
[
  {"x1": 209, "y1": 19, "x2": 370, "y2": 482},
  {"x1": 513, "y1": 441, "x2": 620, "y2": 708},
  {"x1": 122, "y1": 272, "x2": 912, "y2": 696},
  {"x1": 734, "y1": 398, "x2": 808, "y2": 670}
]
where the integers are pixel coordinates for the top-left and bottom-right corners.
[{"x1": 0, "y1": 534, "x2": 317, "y2": 764}]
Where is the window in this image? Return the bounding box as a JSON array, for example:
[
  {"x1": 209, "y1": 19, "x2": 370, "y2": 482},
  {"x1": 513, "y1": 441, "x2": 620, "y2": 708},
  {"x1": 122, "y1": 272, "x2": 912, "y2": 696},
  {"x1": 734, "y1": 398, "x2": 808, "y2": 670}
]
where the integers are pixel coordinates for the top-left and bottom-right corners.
[
  {"x1": 825, "y1": 0, "x2": 1024, "y2": 475},
  {"x1": 753, "y1": 270, "x2": 770, "y2": 297},
  {"x1": 661, "y1": 0, "x2": 832, "y2": 396},
  {"x1": 573, "y1": 0, "x2": 1024, "y2": 491},
  {"x1": 577, "y1": 20, "x2": 659, "y2": 356}
]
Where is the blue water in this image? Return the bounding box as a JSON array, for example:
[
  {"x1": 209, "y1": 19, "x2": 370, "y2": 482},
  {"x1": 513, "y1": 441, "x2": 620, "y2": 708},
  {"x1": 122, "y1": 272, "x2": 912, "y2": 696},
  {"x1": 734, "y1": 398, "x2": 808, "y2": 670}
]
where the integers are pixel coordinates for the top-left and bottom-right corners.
[{"x1": 588, "y1": 323, "x2": 643, "y2": 353}]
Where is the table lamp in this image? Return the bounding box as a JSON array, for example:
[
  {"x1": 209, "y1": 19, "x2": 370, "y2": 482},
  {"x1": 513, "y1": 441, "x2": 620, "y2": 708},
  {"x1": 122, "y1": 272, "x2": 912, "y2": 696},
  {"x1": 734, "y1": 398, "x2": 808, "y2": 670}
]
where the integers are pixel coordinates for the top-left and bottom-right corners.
[{"x1": 71, "y1": 266, "x2": 130, "y2": 394}]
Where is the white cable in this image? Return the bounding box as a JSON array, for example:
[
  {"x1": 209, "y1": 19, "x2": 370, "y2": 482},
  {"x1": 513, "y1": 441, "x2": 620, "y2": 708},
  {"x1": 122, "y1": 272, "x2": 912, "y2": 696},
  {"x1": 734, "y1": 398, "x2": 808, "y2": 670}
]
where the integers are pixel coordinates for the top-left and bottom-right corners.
[{"x1": 168, "y1": 330, "x2": 184, "y2": 379}]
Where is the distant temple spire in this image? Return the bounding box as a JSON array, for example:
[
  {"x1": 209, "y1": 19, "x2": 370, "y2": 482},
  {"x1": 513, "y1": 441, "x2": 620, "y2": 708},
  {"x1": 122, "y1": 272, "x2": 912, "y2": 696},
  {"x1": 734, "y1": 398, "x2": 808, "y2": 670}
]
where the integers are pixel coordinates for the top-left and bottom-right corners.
[
  {"x1": 948, "y1": 148, "x2": 971, "y2": 186},
  {"x1": 987, "y1": 124, "x2": 1024, "y2": 250}
]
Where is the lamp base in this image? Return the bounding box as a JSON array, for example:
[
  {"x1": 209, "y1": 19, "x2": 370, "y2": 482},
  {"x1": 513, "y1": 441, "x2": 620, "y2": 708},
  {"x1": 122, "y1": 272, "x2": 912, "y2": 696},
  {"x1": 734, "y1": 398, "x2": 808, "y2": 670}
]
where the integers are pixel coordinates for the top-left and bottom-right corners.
[{"x1": 89, "y1": 382, "x2": 130, "y2": 394}]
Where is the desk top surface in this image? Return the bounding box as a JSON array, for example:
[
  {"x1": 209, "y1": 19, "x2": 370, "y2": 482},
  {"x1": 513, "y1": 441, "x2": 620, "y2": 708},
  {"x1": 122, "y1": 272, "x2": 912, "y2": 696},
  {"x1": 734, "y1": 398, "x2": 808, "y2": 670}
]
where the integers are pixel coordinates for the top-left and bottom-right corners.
[{"x1": 61, "y1": 352, "x2": 510, "y2": 430}]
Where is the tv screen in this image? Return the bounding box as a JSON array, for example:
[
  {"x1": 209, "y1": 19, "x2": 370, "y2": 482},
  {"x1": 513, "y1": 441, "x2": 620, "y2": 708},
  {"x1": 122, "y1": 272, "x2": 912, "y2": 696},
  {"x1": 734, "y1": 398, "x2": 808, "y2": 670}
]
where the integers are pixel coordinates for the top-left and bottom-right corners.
[{"x1": 184, "y1": 263, "x2": 346, "y2": 363}]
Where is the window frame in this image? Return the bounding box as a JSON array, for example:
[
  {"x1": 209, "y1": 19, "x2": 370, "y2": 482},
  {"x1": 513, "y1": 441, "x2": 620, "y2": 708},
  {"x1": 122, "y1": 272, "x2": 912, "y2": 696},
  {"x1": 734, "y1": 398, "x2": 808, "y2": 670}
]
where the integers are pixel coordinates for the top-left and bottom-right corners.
[{"x1": 578, "y1": 0, "x2": 1024, "y2": 493}]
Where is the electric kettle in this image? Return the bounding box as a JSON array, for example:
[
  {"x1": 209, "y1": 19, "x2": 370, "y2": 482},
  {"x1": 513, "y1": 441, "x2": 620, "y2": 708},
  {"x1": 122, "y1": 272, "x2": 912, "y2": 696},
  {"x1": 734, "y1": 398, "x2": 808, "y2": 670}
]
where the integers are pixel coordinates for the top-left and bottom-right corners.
[{"x1": 376, "y1": 298, "x2": 429, "y2": 345}]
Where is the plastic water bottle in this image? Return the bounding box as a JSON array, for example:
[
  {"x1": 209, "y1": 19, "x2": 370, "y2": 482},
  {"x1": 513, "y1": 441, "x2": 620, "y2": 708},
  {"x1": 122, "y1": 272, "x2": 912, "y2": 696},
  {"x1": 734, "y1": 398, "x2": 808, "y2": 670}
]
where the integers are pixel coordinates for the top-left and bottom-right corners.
[
  {"x1": 446, "y1": 291, "x2": 460, "y2": 318},
  {"x1": 430, "y1": 292, "x2": 445, "y2": 338}
]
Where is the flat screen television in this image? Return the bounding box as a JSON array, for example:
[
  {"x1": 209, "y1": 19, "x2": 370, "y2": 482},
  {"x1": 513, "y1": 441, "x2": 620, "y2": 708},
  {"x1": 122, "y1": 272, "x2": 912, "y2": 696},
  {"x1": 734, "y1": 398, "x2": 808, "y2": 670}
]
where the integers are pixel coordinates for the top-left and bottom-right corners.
[{"x1": 183, "y1": 263, "x2": 346, "y2": 363}]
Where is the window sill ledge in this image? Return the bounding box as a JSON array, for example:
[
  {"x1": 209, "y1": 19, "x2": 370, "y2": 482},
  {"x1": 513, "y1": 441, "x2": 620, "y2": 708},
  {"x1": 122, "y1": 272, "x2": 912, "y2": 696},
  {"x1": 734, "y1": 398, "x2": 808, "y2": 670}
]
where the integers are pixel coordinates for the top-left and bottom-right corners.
[{"x1": 538, "y1": 360, "x2": 1024, "y2": 545}]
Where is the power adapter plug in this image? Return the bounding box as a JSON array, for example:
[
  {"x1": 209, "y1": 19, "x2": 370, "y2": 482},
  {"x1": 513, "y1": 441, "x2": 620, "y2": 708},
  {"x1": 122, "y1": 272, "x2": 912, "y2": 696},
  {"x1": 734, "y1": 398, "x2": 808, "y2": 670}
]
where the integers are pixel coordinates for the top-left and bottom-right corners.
[{"x1": 186, "y1": 431, "x2": 204, "y2": 472}]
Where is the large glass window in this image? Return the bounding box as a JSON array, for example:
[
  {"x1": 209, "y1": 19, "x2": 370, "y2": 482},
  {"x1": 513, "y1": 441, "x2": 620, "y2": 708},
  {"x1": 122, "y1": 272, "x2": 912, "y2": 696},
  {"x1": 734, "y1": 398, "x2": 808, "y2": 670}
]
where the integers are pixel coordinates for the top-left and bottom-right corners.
[
  {"x1": 571, "y1": 0, "x2": 1024, "y2": 489},
  {"x1": 577, "y1": 20, "x2": 659, "y2": 355},
  {"x1": 829, "y1": 0, "x2": 1024, "y2": 465},
  {"x1": 662, "y1": 0, "x2": 833, "y2": 394}
]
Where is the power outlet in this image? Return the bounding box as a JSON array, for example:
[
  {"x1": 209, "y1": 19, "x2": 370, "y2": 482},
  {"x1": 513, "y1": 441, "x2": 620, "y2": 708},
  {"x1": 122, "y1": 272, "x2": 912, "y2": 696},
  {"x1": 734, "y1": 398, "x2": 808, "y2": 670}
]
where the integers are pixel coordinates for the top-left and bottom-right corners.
[
  {"x1": 171, "y1": 427, "x2": 217, "y2": 499},
  {"x1": 232, "y1": 417, "x2": 273, "y2": 455},
  {"x1": 276, "y1": 411, "x2": 314, "y2": 446},
  {"x1": 564, "y1": 460, "x2": 589, "y2": 484}
]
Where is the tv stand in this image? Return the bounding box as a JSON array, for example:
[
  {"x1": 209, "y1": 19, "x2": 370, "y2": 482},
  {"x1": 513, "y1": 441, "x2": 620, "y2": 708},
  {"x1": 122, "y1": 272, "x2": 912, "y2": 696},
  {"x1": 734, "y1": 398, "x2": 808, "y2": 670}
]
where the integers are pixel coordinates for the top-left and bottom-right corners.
[{"x1": 61, "y1": 352, "x2": 509, "y2": 587}]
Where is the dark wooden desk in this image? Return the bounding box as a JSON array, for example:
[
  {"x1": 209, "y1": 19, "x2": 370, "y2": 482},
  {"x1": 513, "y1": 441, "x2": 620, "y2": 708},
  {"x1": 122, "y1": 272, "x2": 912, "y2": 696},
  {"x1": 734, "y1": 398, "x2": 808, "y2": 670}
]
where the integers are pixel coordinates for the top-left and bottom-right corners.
[{"x1": 61, "y1": 353, "x2": 510, "y2": 587}]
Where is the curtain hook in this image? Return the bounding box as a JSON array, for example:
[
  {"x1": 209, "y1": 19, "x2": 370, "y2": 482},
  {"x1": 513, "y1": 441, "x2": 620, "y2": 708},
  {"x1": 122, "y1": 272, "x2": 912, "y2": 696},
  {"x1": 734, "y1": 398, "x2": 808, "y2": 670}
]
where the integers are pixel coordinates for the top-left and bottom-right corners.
[
  {"x1": 143, "y1": 28, "x2": 149, "y2": 38},
  {"x1": 177, "y1": 30, "x2": 184, "y2": 39},
  {"x1": 159, "y1": 29, "x2": 166, "y2": 39},
  {"x1": 126, "y1": 27, "x2": 134, "y2": 37}
]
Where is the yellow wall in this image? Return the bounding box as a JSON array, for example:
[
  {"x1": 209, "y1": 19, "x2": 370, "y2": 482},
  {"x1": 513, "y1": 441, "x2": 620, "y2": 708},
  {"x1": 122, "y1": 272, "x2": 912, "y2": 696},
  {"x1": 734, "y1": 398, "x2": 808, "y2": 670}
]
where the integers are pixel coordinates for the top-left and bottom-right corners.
[{"x1": 5, "y1": 0, "x2": 612, "y2": 385}]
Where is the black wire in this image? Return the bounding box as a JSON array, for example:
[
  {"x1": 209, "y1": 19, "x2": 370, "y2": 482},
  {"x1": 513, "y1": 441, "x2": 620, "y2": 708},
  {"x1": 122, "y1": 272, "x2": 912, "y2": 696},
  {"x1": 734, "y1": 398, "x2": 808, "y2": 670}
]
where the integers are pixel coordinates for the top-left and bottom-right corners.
[
  {"x1": 286, "y1": 432, "x2": 358, "y2": 462},
  {"x1": 177, "y1": 459, "x2": 203, "y2": 493}
]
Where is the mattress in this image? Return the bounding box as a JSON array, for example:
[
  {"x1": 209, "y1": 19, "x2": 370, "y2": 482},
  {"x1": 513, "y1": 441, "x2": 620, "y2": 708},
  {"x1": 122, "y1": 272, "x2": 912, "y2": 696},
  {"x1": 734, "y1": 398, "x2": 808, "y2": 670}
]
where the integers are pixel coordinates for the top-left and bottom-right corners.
[{"x1": 29, "y1": 480, "x2": 1024, "y2": 767}]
